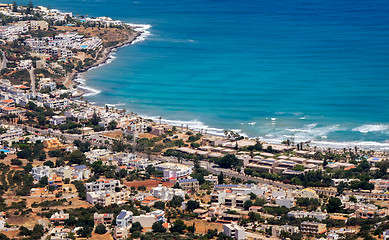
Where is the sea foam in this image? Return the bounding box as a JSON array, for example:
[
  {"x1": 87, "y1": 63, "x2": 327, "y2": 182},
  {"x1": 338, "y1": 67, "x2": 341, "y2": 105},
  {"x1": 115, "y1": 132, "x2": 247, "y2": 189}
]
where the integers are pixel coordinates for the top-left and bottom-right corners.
[{"x1": 352, "y1": 124, "x2": 389, "y2": 133}]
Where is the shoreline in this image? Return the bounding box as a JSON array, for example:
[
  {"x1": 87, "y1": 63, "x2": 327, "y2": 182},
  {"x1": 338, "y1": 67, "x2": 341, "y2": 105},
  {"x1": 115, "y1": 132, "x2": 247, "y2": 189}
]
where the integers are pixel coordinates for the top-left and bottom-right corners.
[
  {"x1": 67, "y1": 26, "x2": 389, "y2": 152},
  {"x1": 67, "y1": 24, "x2": 148, "y2": 95}
]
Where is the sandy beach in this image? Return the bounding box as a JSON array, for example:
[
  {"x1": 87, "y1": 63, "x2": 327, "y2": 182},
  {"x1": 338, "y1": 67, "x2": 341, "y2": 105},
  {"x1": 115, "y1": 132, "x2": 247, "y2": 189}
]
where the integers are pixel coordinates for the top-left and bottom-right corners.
[{"x1": 64, "y1": 28, "x2": 142, "y2": 93}]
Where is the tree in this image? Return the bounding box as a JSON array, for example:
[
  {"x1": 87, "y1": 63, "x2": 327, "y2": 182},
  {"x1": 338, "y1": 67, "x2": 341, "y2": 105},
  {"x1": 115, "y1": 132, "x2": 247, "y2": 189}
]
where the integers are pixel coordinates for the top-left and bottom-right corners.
[
  {"x1": 130, "y1": 222, "x2": 143, "y2": 233},
  {"x1": 249, "y1": 192, "x2": 257, "y2": 200},
  {"x1": 293, "y1": 164, "x2": 305, "y2": 171},
  {"x1": 170, "y1": 219, "x2": 186, "y2": 234},
  {"x1": 216, "y1": 154, "x2": 241, "y2": 168},
  {"x1": 154, "y1": 201, "x2": 165, "y2": 210},
  {"x1": 187, "y1": 222, "x2": 195, "y2": 233},
  {"x1": 218, "y1": 172, "x2": 224, "y2": 184},
  {"x1": 337, "y1": 182, "x2": 347, "y2": 195},
  {"x1": 90, "y1": 112, "x2": 101, "y2": 126},
  {"x1": 186, "y1": 200, "x2": 200, "y2": 212},
  {"x1": 12, "y1": 1, "x2": 17, "y2": 12},
  {"x1": 112, "y1": 140, "x2": 126, "y2": 152},
  {"x1": 30, "y1": 224, "x2": 44, "y2": 239},
  {"x1": 95, "y1": 224, "x2": 107, "y2": 234},
  {"x1": 38, "y1": 176, "x2": 48, "y2": 186},
  {"x1": 18, "y1": 226, "x2": 31, "y2": 236},
  {"x1": 0, "y1": 233, "x2": 9, "y2": 240},
  {"x1": 170, "y1": 196, "x2": 184, "y2": 208},
  {"x1": 107, "y1": 121, "x2": 118, "y2": 130},
  {"x1": 152, "y1": 221, "x2": 166, "y2": 233},
  {"x1": 68, "y1": 150, "x2": 86, "y2": 165},
  {"x1": 26, "y1": 0, "x2": 33, "y2": 14},
  {"x1": 43, "y1": 160, "x2": 54, "y2": 167},
  {"x1": 326, "y1": 197, "x2": 342, "y2": 213},
  {"x1": 349, "y1": 195, "x2": 357, "y2": 203},
  {"x1": 243, "y1": 200, "x2": 253, "y2": 210},
  {"x1": 254, "y1": 198, "x2": 266, "y2": 206}
]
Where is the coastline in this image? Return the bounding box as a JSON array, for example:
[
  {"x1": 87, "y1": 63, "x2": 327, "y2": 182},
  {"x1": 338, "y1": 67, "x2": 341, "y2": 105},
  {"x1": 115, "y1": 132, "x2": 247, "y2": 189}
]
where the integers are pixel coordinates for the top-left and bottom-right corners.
[
  {"x1": 66, "y1": 26, "x2": 389, "y2": 152},
  {"x1": 67, "y1": 24, "x2": 150, "y2": 96}
]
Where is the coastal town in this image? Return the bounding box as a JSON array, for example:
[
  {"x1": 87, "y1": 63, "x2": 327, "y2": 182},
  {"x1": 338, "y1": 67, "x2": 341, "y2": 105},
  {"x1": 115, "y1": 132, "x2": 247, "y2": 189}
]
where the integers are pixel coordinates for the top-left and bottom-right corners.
[{"x1": 0, "y1": 2, "x2": 389, "y2": 240}]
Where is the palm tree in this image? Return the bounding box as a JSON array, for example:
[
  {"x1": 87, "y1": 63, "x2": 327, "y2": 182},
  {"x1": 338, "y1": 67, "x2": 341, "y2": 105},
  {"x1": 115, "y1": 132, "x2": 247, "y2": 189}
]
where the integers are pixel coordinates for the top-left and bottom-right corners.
[{"x1": 159, "y1": 116, "x2": 162, "y2": 126}]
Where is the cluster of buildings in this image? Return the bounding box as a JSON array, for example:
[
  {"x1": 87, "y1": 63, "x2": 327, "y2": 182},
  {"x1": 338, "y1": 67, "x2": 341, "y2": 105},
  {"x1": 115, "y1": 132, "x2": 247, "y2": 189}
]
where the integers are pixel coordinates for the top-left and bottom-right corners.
[
  {"x1": 30, "y1": 165, "x2": 91, "y2": 182},
  {"x1": 343, "y1": 199, "x2": 387, "y2": 219},
  {"x1": 210, "y1": 185, "x2": 318, "y2": 211},
  {"x1": 0, "y1": 79, "x2": 31, "y2": 109},
  {"x1": 155, "y1": 162, "x2": 193, "y2": 180},
  {"x1": 0, "y1": 20, "x2": 48, "y2": 41},
  {"x1": 0, "y1": 124, "x2": 23, "y2": 144},
  {"x1": 0, "y1": 78, "x2": 72, "y2": 112},
  {"x1": 103, "y1": 209, "x2": 165, "y2": 240},
  {"x1": 243, "y1": 154, "x2": 324, "y2": 174},
  {"x1": 25, "y1": 32, "x2": 102, "y2": 59},
  {"x1": 85, "y1": 179, "x2": 131, "y2": 207}
]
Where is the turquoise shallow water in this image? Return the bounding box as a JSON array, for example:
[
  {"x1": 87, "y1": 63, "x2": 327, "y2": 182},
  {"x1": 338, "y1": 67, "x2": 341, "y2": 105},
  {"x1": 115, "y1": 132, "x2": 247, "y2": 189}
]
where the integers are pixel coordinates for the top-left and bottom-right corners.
[{"x1": 8, "y1": 0, "x2": 389, "y2": 149}]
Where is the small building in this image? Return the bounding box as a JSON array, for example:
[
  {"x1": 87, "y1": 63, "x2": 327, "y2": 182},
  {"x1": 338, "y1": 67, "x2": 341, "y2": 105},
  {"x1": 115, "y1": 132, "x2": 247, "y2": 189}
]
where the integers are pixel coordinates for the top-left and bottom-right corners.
[
  {"x1": 113, "y1": 227, "x2": 128, "y2": 240},
  {"x1": 48, "y1": 175, "x2": 63, "y2": 189},
  {"x1": 94, "y1": 213, "x2": 113, "y2": 226},
  {"x1": 275, "y1": 196, "x2": 295, "y2": 208},
  {"x1": 223, "y1": 223, "x2": 245, "y2": 240},
  {"x1": 81, "y1": 127, "x2": 94, "y2": 135},
  {"x1": 383, "y1": 230, "x2": 389, "y2": 240},
  {"x1": 204, "y1": 175, "x2": 218, "y2": 184},
  {"x1": 116, "y1": 210, "x2": 133, "y2": 228},
  {"x1": 327, "y1": 232, "x2": 339, "y2": 240},
  {"x1": 50, "y1": 210, "x2": 69, "y2": 224},
  {"x1": 49, "y1": 116, "x2": 66, "y2": 125},
  {"x1": 300, "y1": 221, "x2": 327, "y2": 235},
  {"x1": 152, "y1": 184, "x2": 185, "y2": 201},
  {"x1": 43, "y1": 138, "x2": 63, "y2": 150},
  {"x1": 178, "y1": 178, "x2": 199, "y2": 192}
]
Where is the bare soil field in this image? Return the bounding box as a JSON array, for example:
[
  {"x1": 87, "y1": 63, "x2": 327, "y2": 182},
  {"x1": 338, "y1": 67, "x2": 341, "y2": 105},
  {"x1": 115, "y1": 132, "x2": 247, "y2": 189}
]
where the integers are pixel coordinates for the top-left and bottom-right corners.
[
  {"x1": 90, "y1": 232, "x2": 114, "y2": 240},
  {"x1": 183, "y1": 219, "x2": 223, "y2": 235}
]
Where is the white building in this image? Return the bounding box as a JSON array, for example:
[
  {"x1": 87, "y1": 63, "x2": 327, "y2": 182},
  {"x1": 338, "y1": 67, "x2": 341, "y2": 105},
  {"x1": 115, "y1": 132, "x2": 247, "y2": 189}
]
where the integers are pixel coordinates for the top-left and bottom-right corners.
[
  {"x1": 152, "y1": 184, "x2": 185, "y2": 201},
  {"x1": 43, "y1": 98, "x2": 69, "y2": 109},
  {"x1": 275, "y1": 196, "x2": 295, "y2": 208},
  {"x1": 86, "y1": 190, "x2": 130, "y2": 207},
  {"x1": 384, "y1": 230, "x2": 389, "y2": 240},
  {"x1": 49, "y1": 116, "x2": 66, "y2": 125},
  {"x1": 30, "y1": 165, "x2": 90, "y2": 182},
  {"x1": 116, "y1": 210, "x2": 133, "y2": 228},
  {"x1": 223, "y1": 223, "x2": 245, "y2": 240},
  {"x1": 0, "y1": 217, "x2": 5, "y2": 230},
  {"x1": 50, "y1": 210, "x2": 69, "y2": 224},
  {"x1": 30, "y1": 165, "x2": 51, "y2": 181},
  {"x1": 210, "y1": 190, "x2": 227, "y2": 204},
  {"x1": 155, "y1": 162, "x2": 193, "y2": 180},
  {"x1": 287, "y1": 210, "x2": 327, "y2": 221},
  {"x1": 85, "y1": 179, "x2": 121, "y2": 192},
  {"x1": 113, "y1": 227, "x2": 128, "y2": 240},
  {"x1": 204, "y1": 175, "x2": 218, "y2": 184},
  {"x1": 327, "y1": 232, "x2": 339, "y2": 240}
]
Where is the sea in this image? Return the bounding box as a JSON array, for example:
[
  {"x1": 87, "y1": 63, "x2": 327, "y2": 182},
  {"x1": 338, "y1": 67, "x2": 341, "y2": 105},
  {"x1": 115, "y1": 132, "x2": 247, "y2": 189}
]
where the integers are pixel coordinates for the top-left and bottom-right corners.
[{"x1": 7, "y1": 0, "x2": 389, "y2": 150}]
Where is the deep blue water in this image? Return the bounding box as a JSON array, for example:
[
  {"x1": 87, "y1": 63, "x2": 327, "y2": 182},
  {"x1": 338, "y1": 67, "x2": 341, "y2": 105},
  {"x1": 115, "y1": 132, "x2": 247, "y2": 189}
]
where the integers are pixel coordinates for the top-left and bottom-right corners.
[{"x1": 8, "y1": 0, "x2": 389, "y2": 149}]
